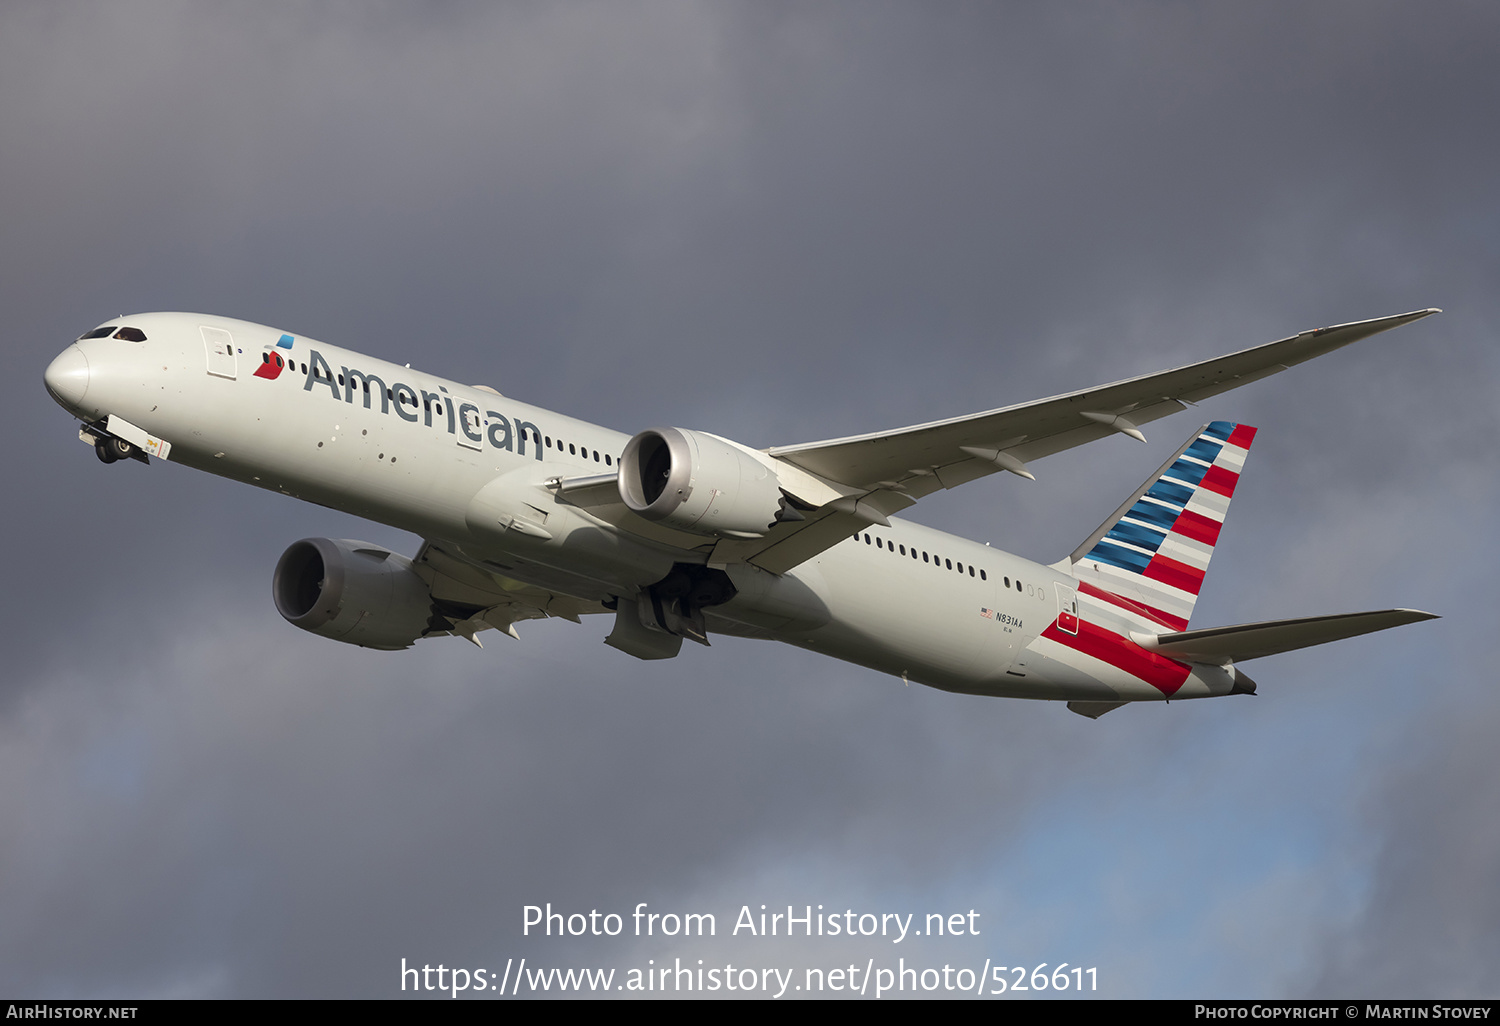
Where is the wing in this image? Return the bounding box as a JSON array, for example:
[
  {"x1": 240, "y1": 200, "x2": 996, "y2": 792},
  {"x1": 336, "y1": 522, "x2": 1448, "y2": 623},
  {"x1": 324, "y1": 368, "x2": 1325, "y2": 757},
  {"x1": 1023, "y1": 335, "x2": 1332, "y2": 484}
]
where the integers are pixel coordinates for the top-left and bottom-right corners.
[
  {"x1": 769, "y1": 308, "x2": 1439, "y2": 486},
  {"x1": 715, "y1": 308, "x2": 1439, "y2": 572},
  {"x1": 411, "y1": 539, "x2": 604, "y2": 644}
]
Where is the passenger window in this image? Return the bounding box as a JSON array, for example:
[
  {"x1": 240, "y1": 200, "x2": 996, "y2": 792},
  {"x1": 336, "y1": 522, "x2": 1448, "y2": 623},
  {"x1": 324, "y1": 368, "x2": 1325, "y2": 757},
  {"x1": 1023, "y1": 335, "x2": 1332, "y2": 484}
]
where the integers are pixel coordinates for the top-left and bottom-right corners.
[
  {"x1": 956, "y1": 562, "x2": 963, "y2": 573},
  {"x1": 968, "y1": 566, "x2": 975, "y2": 577},
  {"x1": 899, "y1": 545, "x2": 906, "y2": 556},
  {"x1": 980, "y1": 570, "x2": 987, "y2": 581},
  {"x1": 569, "y1": 443, "x2": 576, "y2": 455},
  {"x1": 946, "y1": 559, "x2": 952, "y2": 570}
]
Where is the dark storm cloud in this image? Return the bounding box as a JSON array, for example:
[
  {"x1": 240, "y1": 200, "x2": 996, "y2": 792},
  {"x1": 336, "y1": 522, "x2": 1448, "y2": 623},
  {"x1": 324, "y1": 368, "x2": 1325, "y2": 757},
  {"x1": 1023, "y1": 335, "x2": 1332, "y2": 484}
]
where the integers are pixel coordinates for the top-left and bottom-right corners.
[
  {"x1": 1305, "y1": 684, "x2": 1500, "y2": 997},
  {"x1": 3, "y1": 1, "x2": 1496, "y2": 997},
  {"x1": 0, "y1": 590, "x2": 1117, "y2": 994}
]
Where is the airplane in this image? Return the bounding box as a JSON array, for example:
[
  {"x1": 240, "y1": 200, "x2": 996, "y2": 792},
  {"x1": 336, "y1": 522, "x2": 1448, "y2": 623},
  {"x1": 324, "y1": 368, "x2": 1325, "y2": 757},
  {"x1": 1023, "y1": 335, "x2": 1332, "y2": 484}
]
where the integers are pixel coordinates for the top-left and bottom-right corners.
[{"x1": 43, "y1": 308, "x2": 1440, "y2": 718}]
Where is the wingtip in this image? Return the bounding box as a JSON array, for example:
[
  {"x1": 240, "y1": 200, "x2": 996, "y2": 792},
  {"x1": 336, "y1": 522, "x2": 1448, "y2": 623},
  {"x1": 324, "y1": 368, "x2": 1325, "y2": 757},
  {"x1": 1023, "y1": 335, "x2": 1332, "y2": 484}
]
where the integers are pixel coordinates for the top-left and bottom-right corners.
[{"x1": 1305, "y1": 307, "x2": 1444, "y2": 339}]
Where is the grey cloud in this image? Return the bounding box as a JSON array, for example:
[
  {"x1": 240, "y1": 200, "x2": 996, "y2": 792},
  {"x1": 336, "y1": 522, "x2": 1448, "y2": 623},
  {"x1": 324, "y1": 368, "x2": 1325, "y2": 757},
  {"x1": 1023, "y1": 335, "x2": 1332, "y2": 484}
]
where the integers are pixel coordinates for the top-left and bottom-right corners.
[{"x1": 1305, "y1": 684, "x2": 1500, "y2": 997}]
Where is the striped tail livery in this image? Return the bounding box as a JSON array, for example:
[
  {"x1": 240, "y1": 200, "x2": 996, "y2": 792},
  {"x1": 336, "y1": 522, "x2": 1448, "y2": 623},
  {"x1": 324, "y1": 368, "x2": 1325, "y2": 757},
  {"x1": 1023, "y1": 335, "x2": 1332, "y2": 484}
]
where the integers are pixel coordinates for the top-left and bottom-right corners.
[
  {"x1": 1042, "y1": 422, "x2": 1433, "y2": 718},
  {"x1": 1072, "y1": 421, "x2": 1254, "y2": 632}
]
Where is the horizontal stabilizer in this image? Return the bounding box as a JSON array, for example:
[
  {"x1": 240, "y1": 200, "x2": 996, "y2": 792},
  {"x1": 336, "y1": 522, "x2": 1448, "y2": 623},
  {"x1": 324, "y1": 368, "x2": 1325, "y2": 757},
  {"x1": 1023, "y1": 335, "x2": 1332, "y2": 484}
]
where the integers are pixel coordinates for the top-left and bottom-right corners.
[{"x1": 1131, "y1": 608, "x2": 1438, "y2": 664}]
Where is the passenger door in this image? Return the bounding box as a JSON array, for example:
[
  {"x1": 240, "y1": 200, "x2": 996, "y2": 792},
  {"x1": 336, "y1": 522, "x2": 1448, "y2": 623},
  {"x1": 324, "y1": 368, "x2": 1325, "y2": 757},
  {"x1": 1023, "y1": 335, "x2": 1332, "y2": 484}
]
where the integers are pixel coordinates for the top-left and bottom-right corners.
[{"x1": 200, "y1": 326, "x2": 237, "y2": 380}]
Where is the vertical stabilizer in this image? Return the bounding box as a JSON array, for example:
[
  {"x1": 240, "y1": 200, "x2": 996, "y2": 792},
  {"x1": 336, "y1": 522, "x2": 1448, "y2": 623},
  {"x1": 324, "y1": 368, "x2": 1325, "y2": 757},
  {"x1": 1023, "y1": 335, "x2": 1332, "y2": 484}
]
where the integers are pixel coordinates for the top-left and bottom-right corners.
[{"x1": 1069, "y1": 421, "x2": 1256, "y2": 630}]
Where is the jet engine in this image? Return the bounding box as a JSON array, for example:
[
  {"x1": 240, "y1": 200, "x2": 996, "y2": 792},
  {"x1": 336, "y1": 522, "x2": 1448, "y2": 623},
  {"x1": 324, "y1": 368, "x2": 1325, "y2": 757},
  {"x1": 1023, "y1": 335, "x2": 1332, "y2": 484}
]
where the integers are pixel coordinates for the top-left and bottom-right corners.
[
  {"x1": 273, "y1": 538, "x2": 438, "y2": 650},
  {"x1": 618, "y1": 427, "x2": 791, "y2": 539}
]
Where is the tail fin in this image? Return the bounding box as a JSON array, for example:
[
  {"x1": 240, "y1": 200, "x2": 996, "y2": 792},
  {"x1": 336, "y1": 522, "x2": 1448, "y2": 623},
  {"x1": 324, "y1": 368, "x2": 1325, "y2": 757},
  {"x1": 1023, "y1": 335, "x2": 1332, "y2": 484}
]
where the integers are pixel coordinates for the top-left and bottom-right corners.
[{"x1": 1068, "y1": 421, "x2": 1257, "y2": 630}]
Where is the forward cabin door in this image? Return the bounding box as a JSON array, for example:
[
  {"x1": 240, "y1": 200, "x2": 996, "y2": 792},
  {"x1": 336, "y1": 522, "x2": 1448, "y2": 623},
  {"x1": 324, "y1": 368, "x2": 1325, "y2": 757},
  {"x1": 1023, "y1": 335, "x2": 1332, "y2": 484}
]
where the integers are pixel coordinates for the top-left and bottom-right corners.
[
  {"x1": 456, "y1": 396, "x2": 484, "y2": 452},
  {"x1": 200, "y1": 326, "x2": 237, "y2": 380}
]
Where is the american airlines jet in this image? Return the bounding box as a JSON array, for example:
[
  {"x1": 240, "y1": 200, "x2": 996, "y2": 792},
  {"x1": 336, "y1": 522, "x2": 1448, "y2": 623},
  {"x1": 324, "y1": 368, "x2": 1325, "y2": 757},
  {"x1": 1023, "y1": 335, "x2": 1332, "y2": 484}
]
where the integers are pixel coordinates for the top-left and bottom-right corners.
[{"x1": 44, "y1": 309, "x2": 1438, "y2": 717}]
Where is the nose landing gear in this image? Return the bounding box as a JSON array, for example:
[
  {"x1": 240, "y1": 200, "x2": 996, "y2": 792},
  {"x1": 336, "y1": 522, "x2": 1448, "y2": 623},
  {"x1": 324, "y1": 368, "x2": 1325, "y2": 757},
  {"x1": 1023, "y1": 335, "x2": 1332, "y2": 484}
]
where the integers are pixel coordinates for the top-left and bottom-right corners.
[
  {"x1": 82, "y1": 420, "x2": 150, "y2": 465},
  {"x1": 95, "y1": 436, "x2": 136, "y2": 464}
]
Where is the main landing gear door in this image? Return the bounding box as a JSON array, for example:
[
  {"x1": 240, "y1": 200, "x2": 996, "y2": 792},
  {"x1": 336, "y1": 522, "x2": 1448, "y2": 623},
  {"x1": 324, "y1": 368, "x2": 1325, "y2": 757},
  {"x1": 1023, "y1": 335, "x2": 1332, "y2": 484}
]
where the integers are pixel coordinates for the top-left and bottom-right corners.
[
  {"x1": 1055, "y1": 582, "x2": 1080, "y2": 636},
  {"x1": 605, "y1": 597, "x2": 684, "y2": 660},
  {"x1": 201, "y1": 326, "x2": 237, "y2": 380}
]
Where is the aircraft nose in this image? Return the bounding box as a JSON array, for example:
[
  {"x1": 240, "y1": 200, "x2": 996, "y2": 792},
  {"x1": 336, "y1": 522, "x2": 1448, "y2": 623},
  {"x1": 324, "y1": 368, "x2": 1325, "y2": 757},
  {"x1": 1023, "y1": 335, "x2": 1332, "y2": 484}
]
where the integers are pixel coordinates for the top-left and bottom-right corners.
[{"x1": 44, "y1": 344, "x2": 90, "y2": 411}]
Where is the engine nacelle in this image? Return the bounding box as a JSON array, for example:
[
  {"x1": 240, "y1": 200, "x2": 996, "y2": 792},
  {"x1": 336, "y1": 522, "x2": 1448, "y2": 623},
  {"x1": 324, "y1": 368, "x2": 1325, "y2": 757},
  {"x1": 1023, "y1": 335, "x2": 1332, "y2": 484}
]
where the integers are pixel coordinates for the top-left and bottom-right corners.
[
  {"x1": 272, "y1": 538, "x2": 436, "y2": 650},
  {"x1": 618, "y1": 427, "x2": 786, "y2": 539}
]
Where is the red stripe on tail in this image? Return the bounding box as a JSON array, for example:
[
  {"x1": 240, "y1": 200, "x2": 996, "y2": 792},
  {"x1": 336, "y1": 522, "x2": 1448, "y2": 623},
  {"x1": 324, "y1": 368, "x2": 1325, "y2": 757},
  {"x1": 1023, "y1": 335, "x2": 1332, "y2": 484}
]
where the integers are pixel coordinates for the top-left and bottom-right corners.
[
  {"x1": 1226, "y1": 424, "x2": 1258, "y2": 449},
  {"x1": 1171, "y1": 509, "x2": 1223, "y2": 546},
  {"x1": 1199, "y1": 464, "x2": 1240, "y2": 497},
  {"x1": 1076, "y1": 581, "x2": 1189, "y2": 632},
  {"x1": 1041, "y1": 620, "x2": 1191, "y2": 696},
  {"x1": 1143, "y1": 554, "x2": 1206, "y2": 594}
]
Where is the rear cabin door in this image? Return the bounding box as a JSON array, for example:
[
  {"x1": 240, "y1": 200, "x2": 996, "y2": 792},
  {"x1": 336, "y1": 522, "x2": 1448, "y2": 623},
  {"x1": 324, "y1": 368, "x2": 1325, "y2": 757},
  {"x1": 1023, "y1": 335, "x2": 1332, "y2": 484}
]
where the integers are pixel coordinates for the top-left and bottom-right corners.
[{"x1": 1055, "y1": 582, "x2": 1080, "y2": 635}]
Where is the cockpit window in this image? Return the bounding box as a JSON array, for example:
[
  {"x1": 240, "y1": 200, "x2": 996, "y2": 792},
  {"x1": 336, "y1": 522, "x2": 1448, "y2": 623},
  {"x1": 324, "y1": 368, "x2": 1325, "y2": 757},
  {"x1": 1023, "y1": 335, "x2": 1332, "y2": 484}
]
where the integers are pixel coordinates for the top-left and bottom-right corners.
[
  {"x1": 78, "y1": 326, "x2": 117, "y2": 340},
  {"x1": 114, "y1": 327, "x2": 147, "y2": 342}
]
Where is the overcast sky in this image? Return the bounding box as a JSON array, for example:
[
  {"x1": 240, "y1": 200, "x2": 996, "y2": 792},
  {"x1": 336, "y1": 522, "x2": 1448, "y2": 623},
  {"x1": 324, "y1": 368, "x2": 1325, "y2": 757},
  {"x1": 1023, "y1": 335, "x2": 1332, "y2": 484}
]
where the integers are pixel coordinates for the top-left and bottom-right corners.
[{"x1": 3, "y1": 1, "x2": 1496, "y2": 999}]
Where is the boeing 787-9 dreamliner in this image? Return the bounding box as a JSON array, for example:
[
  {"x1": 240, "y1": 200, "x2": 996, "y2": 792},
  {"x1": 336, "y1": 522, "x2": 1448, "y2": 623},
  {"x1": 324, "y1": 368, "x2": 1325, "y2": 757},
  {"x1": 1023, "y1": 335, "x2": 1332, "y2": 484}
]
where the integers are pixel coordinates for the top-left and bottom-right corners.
[{"x1": 44, "y1": 309, "x2": 1439, "y2": 717}]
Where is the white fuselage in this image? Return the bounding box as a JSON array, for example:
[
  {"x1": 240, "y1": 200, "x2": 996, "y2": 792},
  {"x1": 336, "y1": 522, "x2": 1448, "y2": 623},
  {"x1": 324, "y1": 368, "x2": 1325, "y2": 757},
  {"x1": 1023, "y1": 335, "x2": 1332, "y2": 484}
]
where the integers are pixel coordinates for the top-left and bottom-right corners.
[{"x1": 45, "y1": 312, "x2": 1239, "y2": 704}]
